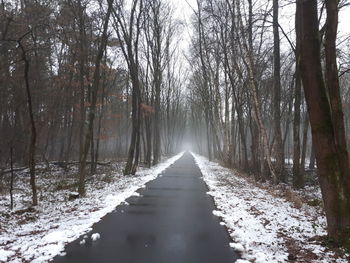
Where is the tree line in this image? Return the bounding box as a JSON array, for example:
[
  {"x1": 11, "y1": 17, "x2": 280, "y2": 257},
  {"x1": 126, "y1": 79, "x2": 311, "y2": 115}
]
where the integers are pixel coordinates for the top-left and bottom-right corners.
[
  {"x1": 0, "y1": 0, "x2": 186, "y2": 203},
  {"x1": 187, "y1": 0, "x2": 350, "y2": 248}
]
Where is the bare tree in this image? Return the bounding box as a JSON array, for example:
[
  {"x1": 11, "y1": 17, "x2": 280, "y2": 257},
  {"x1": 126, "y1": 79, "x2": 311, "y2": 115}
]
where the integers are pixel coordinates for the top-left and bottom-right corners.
[
  {"x1": 77, "y1": 0, "x2": 114, "y2": 196},
  {"x1": 112, "y1": 0, "x2": 144, "y2": 175}
]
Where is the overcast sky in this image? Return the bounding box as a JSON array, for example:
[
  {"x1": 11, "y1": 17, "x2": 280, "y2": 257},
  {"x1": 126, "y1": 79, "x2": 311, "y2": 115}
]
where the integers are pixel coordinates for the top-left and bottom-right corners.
[{"x1": 168, "y1": 0, "x2": 350, "y2": 60}]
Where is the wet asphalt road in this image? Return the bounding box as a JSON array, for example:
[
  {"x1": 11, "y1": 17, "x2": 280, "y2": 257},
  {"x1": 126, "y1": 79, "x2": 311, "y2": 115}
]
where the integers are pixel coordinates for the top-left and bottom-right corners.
[{"x1": 53, "y1": 152, "x2": 238, "y2": 263}]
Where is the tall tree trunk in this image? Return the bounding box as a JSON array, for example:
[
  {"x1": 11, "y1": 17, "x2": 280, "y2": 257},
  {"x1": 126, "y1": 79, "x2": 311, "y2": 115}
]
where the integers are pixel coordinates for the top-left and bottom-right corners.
[
  {"x1": 124, "y1": 66, "x2": 142, "y2": 175},
  {"x1": 224, "y1": 75, "x2": 230, "y2": 163},
  {"x1": 293, "y1": 3, "x2": 303, "y2": 188},
  {"x1": 324, "y1": 0, "x2": 350, "y2": 204},
  {"x1": 90, "y1": 128, "x2": 95, "y2": 174},
  {"x1": 236, "y1": 103, "x2": 248, "y2": 170},
  {"x1": 10, "y1": 146, "x2": 14, "y2": 209},
  {"x1": 64, "y1": 100, "x2": 76, "y2": 170},
  {"x1": 153, "y1": 79, "x2": 161, "y2": 165},
  {"x1": 300, "y1": 113, "x2": 309, "y2": 179},
  {"x1": 273, "y1": 0, "x2": 284, "y2": 182},
  {"x1": 249, "y1": 108, "x2": 260, "y2": 175},
  {"x1": 230, "y1": 97, "x2": 235, "y2": 166},
  {"x1": 151, "y1": 2, "x2": 162, "y2": 165},
  {"x1": 298, "y1": 0, "x2": 350, "y2": 246},
  {"x1": 78, "y1": 0, "x2": 113, "y2": 195},
  {"x1": 94, "y1": 74, "x2": 107, "y2": 174},
  {"x1": 152, "y1": 50, "x2": 161, "y2": 165},
  {"x1": 145, "y1": 115, "x2": 152, "y2": 167},
  {"x1": 78, "y1": 0, "x2": 87, "y2": 169},
  {"x1": 131, "y1": 115, "x2": 141, "y2": 173},
  {"x1": 19, "y1": 42, "x2": 38, "y2": 206},
  {"x1": 293, "y1": 74, "x2": 302, "y2": 188},
  {"x1": 205, "y1": 112, "x2": 212, "y2": 160}
]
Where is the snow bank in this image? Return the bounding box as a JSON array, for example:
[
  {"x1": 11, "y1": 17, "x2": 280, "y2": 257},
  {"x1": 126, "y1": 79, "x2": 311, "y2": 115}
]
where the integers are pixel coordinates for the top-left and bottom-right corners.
[{"x1": 191, "y1": 152, "x2": 348, "y2": 263}]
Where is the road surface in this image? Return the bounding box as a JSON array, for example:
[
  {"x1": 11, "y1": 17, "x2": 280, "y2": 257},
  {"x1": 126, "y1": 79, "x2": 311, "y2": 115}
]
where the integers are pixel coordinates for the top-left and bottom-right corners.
[{"x1": 54, "y1": 152, "x2": 238, "y2": 263}]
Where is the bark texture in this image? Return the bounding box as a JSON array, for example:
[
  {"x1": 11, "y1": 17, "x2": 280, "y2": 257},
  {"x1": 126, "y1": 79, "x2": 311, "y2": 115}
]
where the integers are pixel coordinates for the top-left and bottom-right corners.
[{"x1": 298, "y1": 0, "x2": 350, "y2": 247}]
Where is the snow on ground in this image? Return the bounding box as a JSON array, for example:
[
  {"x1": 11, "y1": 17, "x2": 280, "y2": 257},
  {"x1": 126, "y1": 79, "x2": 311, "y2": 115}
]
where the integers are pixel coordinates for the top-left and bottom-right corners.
[
  {"x1": 91, "y1": 233, "x2": 100, "y2": 241},
  {"x1": 0, "y1": 152, "x2": 184, "y2": 263},
  {"x1": 191, "y1": 152, "x2": 349, "y2": 263}
]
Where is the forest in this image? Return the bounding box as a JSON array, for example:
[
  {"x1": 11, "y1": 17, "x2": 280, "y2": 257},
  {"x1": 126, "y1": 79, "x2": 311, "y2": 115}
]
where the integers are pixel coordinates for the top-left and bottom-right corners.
[{"x1": 1, "y1": 0, "x2": 350, "y2": 262}]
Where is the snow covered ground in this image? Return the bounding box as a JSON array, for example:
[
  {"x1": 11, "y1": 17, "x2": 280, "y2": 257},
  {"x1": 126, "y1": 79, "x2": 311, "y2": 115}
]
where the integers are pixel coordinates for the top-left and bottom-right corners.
[
  {"x1": 0, "y1": 152, "x2": 184, "y2": 263},
  {"x1": 192, "y1": 152, "x2": 349, "y2": 263}
]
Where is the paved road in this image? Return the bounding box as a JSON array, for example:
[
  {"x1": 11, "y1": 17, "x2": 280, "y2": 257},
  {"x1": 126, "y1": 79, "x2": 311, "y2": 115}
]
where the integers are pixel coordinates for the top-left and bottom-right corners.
[{"x1": 54, "y1": 152, "x2": 238, "y2": 263}]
